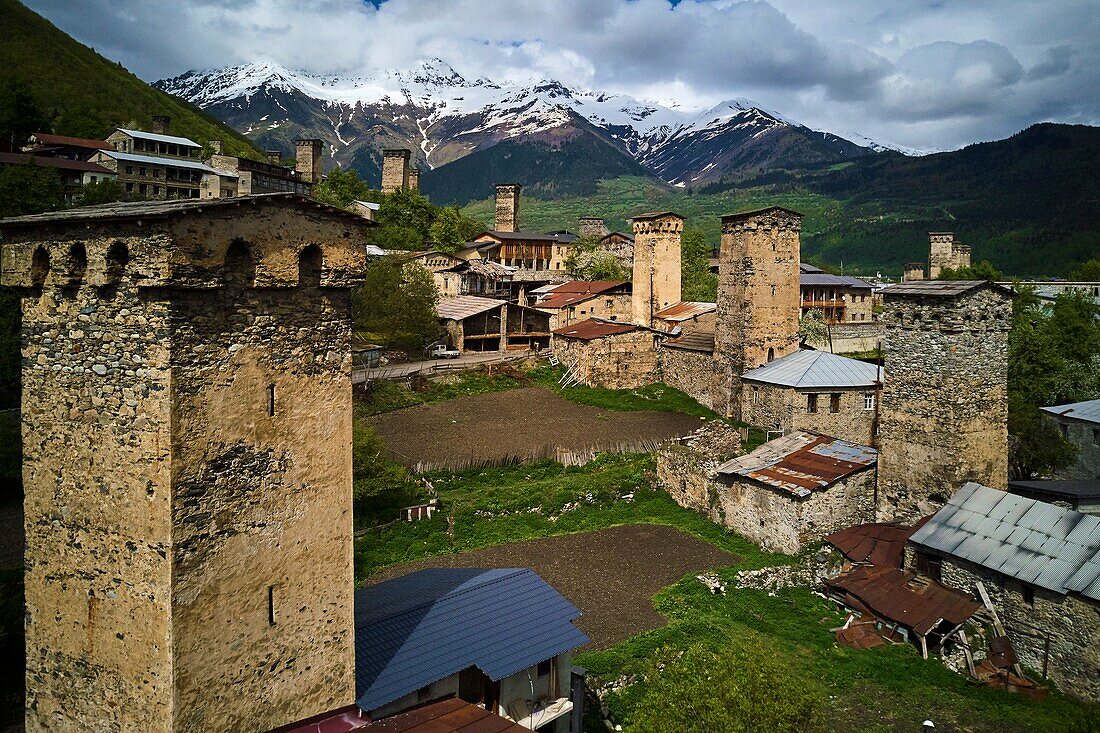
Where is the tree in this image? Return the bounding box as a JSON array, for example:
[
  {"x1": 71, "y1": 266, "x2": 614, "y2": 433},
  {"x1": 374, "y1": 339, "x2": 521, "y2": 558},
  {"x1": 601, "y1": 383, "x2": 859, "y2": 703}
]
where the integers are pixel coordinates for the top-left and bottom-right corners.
[
  {"x1": 77, "y1": 178, "x2": 128, "y2": 206},
  {"x1": 628, "y1": 643, "x2": 824, "y2": 733},
  {"x1": 428, "y1": 206, "x2": 466, "y2": 255},
  {"x1": 798, "y1": 308, "x2": 828, "y2": 347},
  {"x1": 0, "y1": 162, "x2": 62, "y2": 218},
  {"x1": 313, "y1": 165, "x2": 372, "y2": 209},
  {"x1": 1070, "y1": 258, "x2": 1100, "y2": 281},
  {"x1": 937, "y1": 260, "x2": 1003, "y2": 281},
  {"x1": 564, "y1": 235, "x2": 628, "y2": 280},
  {"x1": 681, "y1": 226, "x2": 717, "y2": 301},
  {"x1": 0, "y1": 79, "x2": 47, "y2": 152},
  {"x1": 351, "y1": 255, "x2": 440, "y2": 350}
]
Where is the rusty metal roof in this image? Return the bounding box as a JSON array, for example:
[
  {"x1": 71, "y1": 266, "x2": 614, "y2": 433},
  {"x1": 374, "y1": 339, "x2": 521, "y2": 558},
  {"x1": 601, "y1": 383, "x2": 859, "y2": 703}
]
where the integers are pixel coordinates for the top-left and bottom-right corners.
[
  {"x1": 826, "y1": 517, "x2": 932, "y2": 568},
  {"x1": 909, "y1": 482, "x2": 1100, "y2": 601},
  {"x1": 0, "y1": 152, "x2": 115, "y2": 174},
  {"x1": 27, "y1": 132, "x2": 113, "y2": 150},
  {"x1": 715, "y1": 431, "x2": 878, "y2": 497},
  {"x1": 436, "y1": 295, "x2": 505, "y2": 321},
  {"x1": 537, "y1": 281, "x2": 628, "y2": 309},
  {"x1": 662, "y1": 330, "x2": 715, "y2": 353},
  {"x1": 553, "y1": 319, "x2": 640, "y2": 341},
  {"x1": 366, "y1": 699, "x2": 533, "y2": 732},
  {"x1": 826, "y1": 565, "x2": 981, "y2": 637},
  {"x1": 654, "y1": 301, "x2": 716, "y2": 321}
]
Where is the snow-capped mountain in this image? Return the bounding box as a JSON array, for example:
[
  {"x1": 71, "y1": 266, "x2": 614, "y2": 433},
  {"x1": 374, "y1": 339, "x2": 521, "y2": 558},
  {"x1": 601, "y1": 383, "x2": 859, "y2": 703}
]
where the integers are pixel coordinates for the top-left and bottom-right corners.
[{"x1": 156, "y1": 59, "x2": 888, "y2": 200}]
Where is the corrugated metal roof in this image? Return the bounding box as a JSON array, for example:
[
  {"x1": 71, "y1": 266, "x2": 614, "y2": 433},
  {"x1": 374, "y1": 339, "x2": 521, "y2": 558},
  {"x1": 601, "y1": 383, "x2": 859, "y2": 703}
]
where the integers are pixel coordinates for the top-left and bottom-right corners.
[
  {"x1": 115, "y1": 127, "x2": 201, "y2": 147},
  {"x1": 362, "y1": 698, "x2": 533, "y2": 732},
  {"x1": 537, "y1": 281, "x2": 628, "y2": 309},
  {"x1": 1008, "y1": 479, "x2": 1100, "y2": 501},
  {"x1": 800, "y1": 263, "x2": 824, "y2": 274},
  {"x1": 909, "y1": 482, "x2": 1100, "y2": 601},
  {"x1": 662, "y1": 330, "x2": 715, "y2": 353},
  {"x1": 654, "y1": 301, "x2": 716, "y2": 321},
  {"x1": 800, "y1": 273, "x2": 873, "y2": 288},
  {"x1": 354, "y1": 568, "x2": 588, "y2": 712},
  {"x1": 27, "y1": 132, "x2": 113, "y2": 150},
  {"x1": 826, "y1": 565, "x2": 981, "y2": 636},
  {"x1": 880, "y1": 280, "x2": 1015, "y2": 297},
  {"x1": 552, "y1": 319, "x2": 640, "y2": 341},
  {"x1": 715, "y1": 430, "x2": 877, "y2": 497},
  {"x1": 99, "y1": 149, "x2": 226, "y2": 174},
  {"x1": 741, "y1": 349, "x2": 882, "y2": 389},
  {"x1": 1040, "y1": 398, "x2": 1100, "y2": 426},
  {"x1": 826, "y1": 516, "x2": 932, "y2": 568},
  {"x1": 481, "y1": 230, "x2": 572, "y2": 242},
  {"x1": 436, "y1": 295, "x2": 504, "y2": 321}
]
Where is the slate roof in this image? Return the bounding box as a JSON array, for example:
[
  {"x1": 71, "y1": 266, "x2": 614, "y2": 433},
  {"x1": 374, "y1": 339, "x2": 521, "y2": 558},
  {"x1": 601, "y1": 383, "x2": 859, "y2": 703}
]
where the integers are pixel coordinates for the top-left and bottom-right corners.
[
  {"x1": 1008, "y1": 480, "x2": 1100, "y2": 501},
  {"x1": 115, "y1": 127, "x2": 201, "y2": 147},
  {"x1": 654, "y1": 301, "x2": 716, "y2": 322},
  {"x1": 722, "y1": 205, "x2": 803, "y2": 220},
  {"x1": 716, "y1": 431, "x2": 878, "y2": 498},
  {"x1": 740, "y1": 349, "x2": 882, "y2": 389},
  {"x1": 354, "y1": 568, "x2": 588, "y2": 712},
  {"x1": 800, "y1": 273, "x2": 873, "y2": 289},
  {"x1": 800, "y1": 262, "x2": 824, "y2": 274},
  {"x1": 553, "y1": 319, "x2": 639, "y2": 341},
  {"x1": 662, "y1": 330, "x2": 715, "y2": 353},
  {"x1": 909, "y1": 482, "x2": 1100, "y2": 601},
  {"x1": 436, "y1": 295, "x2": 504, "y2": 321},
  {"x1": 0, "y1": 192, "x2": 371, "y2": 229},
  {"x1": 1040, "y1": 398, "x2": 1100, "y2": 426},
  {"x1": 879, "y1": 280, "x2": 1014, "y2": 298}
]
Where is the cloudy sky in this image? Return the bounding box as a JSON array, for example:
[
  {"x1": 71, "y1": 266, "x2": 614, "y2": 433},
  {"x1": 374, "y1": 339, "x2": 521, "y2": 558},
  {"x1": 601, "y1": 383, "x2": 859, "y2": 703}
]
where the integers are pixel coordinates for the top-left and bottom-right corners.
[{"x1": 24, "y1": 0, "x2": 1100, "y2": 150}]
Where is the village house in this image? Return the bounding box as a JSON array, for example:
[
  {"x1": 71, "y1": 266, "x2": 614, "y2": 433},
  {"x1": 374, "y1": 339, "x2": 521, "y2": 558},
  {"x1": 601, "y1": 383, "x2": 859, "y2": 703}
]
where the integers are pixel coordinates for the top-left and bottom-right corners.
[
  {"x1": 438, "y1": 295, "x2": 551, "y2": 352},
  {"x1": 659, "y1": 430, "x2": 878, "y2": 555},
  {"x1": 22, "y1": 131, "x2": 113, "y2": 160},
  {"x1": 0, "y1": 152, "x2": 116, "y2": 204},
  {"x1": 551, "y1": 320, "x2": 659, "y2": 388},
  {"x1": 1040, "y1": 398, "x2": 1100, "y2": 480},
  {"x1": 906, "y1": 482, "x2": 1100, "y2": 702},
  {"x1": 434, "y1": 259, "x2": 515, "y2": 299},
  {"x1": 1006, "y1": 479, "x2": 1100, "y2": 514},
  {"x1": 354, "y1": 568, "x2": 587, "y2": 733},
  {"x1": 800, "y1": 271, "x2": 875, "y2": 324},
  {"x1": 741, "y1": 349, "x2": 883, "y2": 446},
  {"x1": 201, "y1": 138, "x2": 318, "y2": 198},
  {"x1": 534, "y1": 280, "x2": 632, "y2": 330}
]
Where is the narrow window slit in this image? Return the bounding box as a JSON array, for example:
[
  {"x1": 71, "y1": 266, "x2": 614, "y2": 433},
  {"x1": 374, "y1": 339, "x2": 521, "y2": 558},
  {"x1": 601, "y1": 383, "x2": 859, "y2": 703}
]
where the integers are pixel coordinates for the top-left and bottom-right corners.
[
  {"x1": 268, "y1": 585, "x2": 276, "y2": 625},
  {"x1": 267, "y1": 384, "x2": 276, "y2": 417}
]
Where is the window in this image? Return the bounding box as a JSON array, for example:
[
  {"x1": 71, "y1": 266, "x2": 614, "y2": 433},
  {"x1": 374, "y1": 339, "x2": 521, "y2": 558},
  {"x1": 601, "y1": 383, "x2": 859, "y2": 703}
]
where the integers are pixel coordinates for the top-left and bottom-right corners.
[
  {"x1": 537, "y1": 660, "x2": 552, "y2": 678},
  {"x1": 1023, "y1": 585, "x2": 1035, "y2": 606},
  {"x1": 125, "y1": 166, "x2": 133, "y2": 175},
  {"x1": 915, "y1": 552, "x2": 942, "y2": 582},
  {"x1": 153, "y1": 169, "x2": 160, "y2": 179},
  {"x1": 807, "y1": 394, "x2": 819, "y2": 414},
  {"x1": 125, "y1": 183, "x2": 133, "y2": 192},
  {"x1": 752, "y1": 386, "x2": 759, "y2": 405},
  {"x1": 863, "y1": 394, "x2": 876, "y2": 411},
  {"x1": 139, "y1": 184, "x2": 147, "y2": 194},
  {"x1": 1060, "y1": 423, "x2": 1069, "y2": 439},
  {"x1": 1093, "y1": 428, "x2": 1099, "y2": 446},
  {"x1": 267, "y1": 384, "x2": 276, "y2": 416},
  {"x1": 139, "y1": 167, "x2": 146, "y2": 176},
  {"x1": 830, "y1": 394, "x2": 841, "y2": 413},
  {"x1": 152, "y1": 186, "x2": 160, "y2": 196},
  {"x1": 267, "y1": 585, "x2": 276, "y2": 625},
  {"x1": 767, "y1": 347, "x2": 775, "y2": 362}
]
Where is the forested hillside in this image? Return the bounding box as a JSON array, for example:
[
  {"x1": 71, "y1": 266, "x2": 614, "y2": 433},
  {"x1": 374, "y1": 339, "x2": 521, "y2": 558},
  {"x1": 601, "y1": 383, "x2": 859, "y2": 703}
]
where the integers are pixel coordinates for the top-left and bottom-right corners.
[{"x1": 0, "y1": 0, "x2": 259, "y2": 158}]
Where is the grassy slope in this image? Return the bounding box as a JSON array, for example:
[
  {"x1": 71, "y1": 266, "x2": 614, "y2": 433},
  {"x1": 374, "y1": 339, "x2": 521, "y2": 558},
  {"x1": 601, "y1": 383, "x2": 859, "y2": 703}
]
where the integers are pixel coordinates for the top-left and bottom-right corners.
[{"x1": 1, "y1": 0, "x2": 260, "y2": 158}]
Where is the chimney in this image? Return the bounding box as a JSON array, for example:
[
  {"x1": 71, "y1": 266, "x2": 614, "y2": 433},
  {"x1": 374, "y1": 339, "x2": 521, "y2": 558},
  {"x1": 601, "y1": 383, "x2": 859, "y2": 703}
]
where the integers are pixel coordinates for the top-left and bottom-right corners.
[
  {"x1": 295, "y1": 139, "x2": 324, "y2": 185},
  {"x1": 494, "y1": 183, "x2": 521, "y2": 233},
  {"x1": 381, "y1": 148, "x2": 411, "y2": 193},
  {"x1": 266, "y1": 150, "x2": 282, "y2": 165},
  {"x1": 407, "y1": 167, "x2": 420, "y2": 193},
  {"x1": 151, "y1": 115, "x2": 170, "y2": 135},
  {"x1": 209, "y1": 140, "x2": 223, "y2": 155},
  {"x1": 578, "y1": 217, "x2": 608, "y2": 238}
]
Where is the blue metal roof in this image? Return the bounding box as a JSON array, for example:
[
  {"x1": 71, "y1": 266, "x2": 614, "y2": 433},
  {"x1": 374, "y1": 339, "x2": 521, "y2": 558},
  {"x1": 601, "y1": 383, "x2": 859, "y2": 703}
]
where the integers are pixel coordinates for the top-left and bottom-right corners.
[
  {"x1": 354, "y1": 568, "x2": 589, "y2": 712},
  {"x1": 741, "y1": 349, "x2": 883, "y2": 389}
]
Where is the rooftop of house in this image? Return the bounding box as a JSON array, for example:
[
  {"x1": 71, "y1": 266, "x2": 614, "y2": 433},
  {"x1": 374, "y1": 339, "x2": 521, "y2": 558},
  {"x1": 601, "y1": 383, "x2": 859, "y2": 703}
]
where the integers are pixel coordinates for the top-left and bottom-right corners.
[
  {"x1": 800, "y1": 262, "x2": 824, "y2": 274},
  {"x1": 653, "y1": 301, "x2": 716, "y2": 322},
  {"x1": 879, "y1": 280, "x2": 1015, "y2": 298},
  {"x1": 909, "y1": 482, "x2": 1100, "y2": 601},
  {"x1": 353, "y1": 568, "x2": 588, "y2": 712},
  {"x1": 0, "y1": 152, "x2": 115, "y2": 174},
  {"x1": 741, "y1": 349, "x2": 883, "y2": 389},
  {"x1": 552, "y1": 318, "x2": 640, "y2": 341},
  {"x1": 363, "y1": 699, "x2": 533, "y2": 732},
  {"x1": 96, "y1": 149, "x2": 228, "y2": 174},
  {"x1": 113, "y1": 127, "x2": 202, "y2": 148},
  {"x1": 1008, "y1": 479, "x2": 1100, "y2": 502},
  {"x1": 630, "y1": 210, "x2": 684, "y2": 221},
  {"x1": 27, "y1": 132, "x2": 114, "y2": 150},
  {"x1": 661, "y1": 329, "x2": 715, "y2": 353},
  {"x1": 599, "y1": 231, "x2": 634, "y2": 243},
  {"x1": 536, "y1": 280, "x2": 629, "y2": 309},
  {"x1": 1040, "y1": 398, "x2": 1100, "y2": 426},
  {"x1": 436, "y1": 295, "x2": 505, "y2": 321},
  {"x1": 800, "y1": 273, "x2": 874, "y2": 289},
  {"x1": 716, "y1": 431, "x2": 878, "y2": 498},
  {"x1": 0, "y1": 192, "x2": 371, "y2": 230},
  {"x1": 722, "y1": 205, "x2": 803, "y2": 221},
  {"x1": 826, "y1": 517, "x2": 932, "y2": 569},
  {"x1": 477, "y1": 230, "x2": 575, "y2": 243}
]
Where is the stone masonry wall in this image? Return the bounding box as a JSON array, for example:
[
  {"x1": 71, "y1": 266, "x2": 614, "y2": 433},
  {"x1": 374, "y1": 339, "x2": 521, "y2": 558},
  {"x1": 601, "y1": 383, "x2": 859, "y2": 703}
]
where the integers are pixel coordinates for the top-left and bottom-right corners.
[
  {"x1": 711, "y1": 209, "x2": 801, "y2": 418},
  {"x1": 554, "y1": 331, "x2": 659, "y2": 389},
  {"x1": 494, "y1": 184, "x2": 521, "y2": 233},
  {"x1": 631, "y1": 214, "x2": 682, "y2": 326},
  {"x1": 927, "y1": 553, "x2": 1100, "y2": 702},
  {"x1": 381, "y1": 149, "x2": 410, "y2": 193},
  {"x1": 658, "y1": 347, "x2": 714, "y2": 409},
  {"x1": 876, "y1": 287, "x2": 1011, "y2": 521},
  {"x1": 1050, "y1": 418, "x2": 1100, "y2": 480},
  {"x1": 743, "y1": 382, "x2": 879, "y2": 445}
]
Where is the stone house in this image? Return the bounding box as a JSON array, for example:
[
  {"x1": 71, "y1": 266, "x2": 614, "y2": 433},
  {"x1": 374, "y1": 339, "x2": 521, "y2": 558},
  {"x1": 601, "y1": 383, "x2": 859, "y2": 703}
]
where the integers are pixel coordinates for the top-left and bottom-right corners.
[
  {"x1": 92, "y1": 117, "x2": 224, "y2": 200},
  {"x1": 0, "y1": 193, "x2": 373, "y2": 732},
  {"x1": 434, "y1": 259, "x2": 515, "y2": 299},
  {"x1": 551, "y1": 320, "x2": 658, "y2": 388},
  {"x1": 598, "y1": 231, "x2": 635, "y2": 272},
  {"x1": 800, "y1": 272, "x2": 875, "y2": 324},
  {"x1": 653, "y1": 300, "x2": 716, "y2": 334},
  {"x1": 875, "y1": 280, "x2": 1013, "y2": 521},
  {"x1": 534, "y1": 280, "x2": 632, "y2": 331},
  {"x1": 907, "y1": 482, "x2": 1100, "y2": 702},
  {"x1": 438, "y1": 295, "x2": 551, "y2": 352},
  {"x1": 1040, "y1": 398, "x2": 1100, "y2": 480},
  {"x1": 741, "y1": 349, "x2": 883, "y2": 446},
  {"x1": 202, "y1": 138, "x2": 317, "y2": 198},
  {"x1": 658, "y1": 331, "x2": 715, "y2": 408},
  {"x1": 355, "y1": 568, "x2": 587, "y2": 732},
  {"x1": 660, "y1": 430, "x2": 878, "y2": 555}
]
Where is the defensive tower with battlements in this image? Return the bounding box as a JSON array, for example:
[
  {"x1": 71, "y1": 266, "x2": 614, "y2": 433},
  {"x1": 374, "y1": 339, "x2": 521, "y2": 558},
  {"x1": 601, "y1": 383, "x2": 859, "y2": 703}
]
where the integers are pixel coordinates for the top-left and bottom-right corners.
[
  {"x1": 494, "y1": 183, "x2": 522, "y2": 233},
  {"x1": 631, "y1": 212, "x2": 683, "y2": 326},
  {"x1": 381, "y1": 149, "x2": 411, "y2": 193}
]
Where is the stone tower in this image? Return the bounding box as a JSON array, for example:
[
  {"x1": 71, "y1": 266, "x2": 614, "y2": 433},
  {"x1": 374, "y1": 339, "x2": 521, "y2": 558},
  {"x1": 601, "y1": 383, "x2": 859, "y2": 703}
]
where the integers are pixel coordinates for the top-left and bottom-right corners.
[
  {"x1": 631, "y1": 212, "x2": 683, "y2": 326},
  {"x1": 494, "y1": 183, "x2": 521, "y2": 233},
  {"x1": 381, "y1": 148, "x2": 411, "y2": 193},
  {"x1": 578, "y1": 217, "x2": 609, "y2": 238},
  {"x1": 875, "y1": 280, "x2": 1012, "y2": 521},
  {"x1": 711, "y1": 207, "x2": 802, "y2": 418},
  {"x1": 407, "y1": 167, "x2": 420, "y2": 193},
  {"x1": 0, "y1": 194, "x2": 372, "y2": 733},
  {"x1": 295, "y1": 138, "x2": 324, "y2": 185},
  {"x1": 902, "y1": 262, "x2": 926, "y2": 282},
  {"x1": 928, "y1": 232, "x2": 971, "y2": 278}
]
